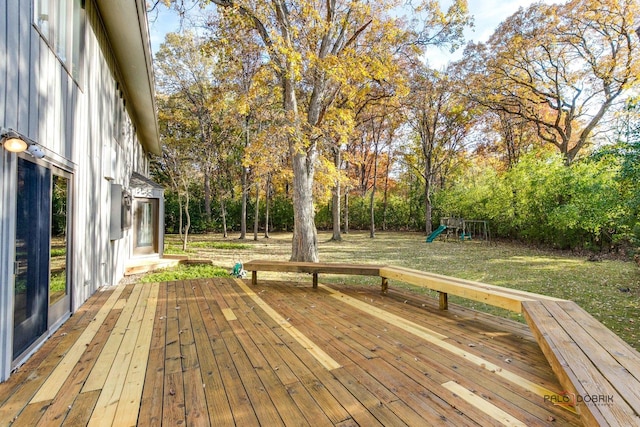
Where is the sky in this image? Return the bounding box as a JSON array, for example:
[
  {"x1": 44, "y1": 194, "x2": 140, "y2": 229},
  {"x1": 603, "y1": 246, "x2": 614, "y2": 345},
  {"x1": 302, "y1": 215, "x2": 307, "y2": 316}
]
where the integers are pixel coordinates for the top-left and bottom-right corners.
[
  {"x1": 426, "y1": 0, "x2": 565, "y2": 68},
  {"x1": 147, "y1": 0, "x2": 563, "y2": 67}
]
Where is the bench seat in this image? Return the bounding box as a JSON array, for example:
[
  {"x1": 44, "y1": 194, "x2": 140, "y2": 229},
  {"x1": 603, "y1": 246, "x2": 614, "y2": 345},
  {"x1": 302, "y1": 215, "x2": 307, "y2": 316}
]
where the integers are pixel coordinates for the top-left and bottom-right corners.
[
  {"x1": 243, "y1": 261, "x2": 560, "y2": 313},
  {"x1": 522, "y1": 300, "x2": 640, "y2": 426},
  {"x1": 243, "y1": 260, "x2": 387, "y2": 290},
  {"x1": 379, "y1": 265, "x2": 561, "y2": 313}
]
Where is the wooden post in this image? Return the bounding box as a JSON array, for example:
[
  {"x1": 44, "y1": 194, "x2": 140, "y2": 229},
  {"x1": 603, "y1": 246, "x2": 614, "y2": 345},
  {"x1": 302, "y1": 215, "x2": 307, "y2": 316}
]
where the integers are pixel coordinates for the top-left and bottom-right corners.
[
  {"x1": 313, "y1": 273, "x2": 318, "y2": 289},
  {"x1": 439, "y1": 292, "x2": 448, "y2": 310},
  {"x1": 381, "y1": 277, "x2": 388, "y2": 295},
  {"x1": 251, "y1": 271, "x2": 257, "y2": 286}
]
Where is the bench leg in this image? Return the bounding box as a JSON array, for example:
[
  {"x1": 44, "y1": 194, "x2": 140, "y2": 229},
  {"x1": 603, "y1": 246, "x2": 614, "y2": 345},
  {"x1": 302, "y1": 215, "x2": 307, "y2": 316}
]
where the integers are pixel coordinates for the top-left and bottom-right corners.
[
  {"x1": 251, "y1": 271, "x2": 257, "y2": 286},
  {"x1": 381, "y1": 277, "x2": 388, "y2": 295},
  {"x1": 439, "y1": 292, "x2": 448, "y2": 310},
  {"x1": 313, "y1": 273, "x2": 318, "y2": 289}
]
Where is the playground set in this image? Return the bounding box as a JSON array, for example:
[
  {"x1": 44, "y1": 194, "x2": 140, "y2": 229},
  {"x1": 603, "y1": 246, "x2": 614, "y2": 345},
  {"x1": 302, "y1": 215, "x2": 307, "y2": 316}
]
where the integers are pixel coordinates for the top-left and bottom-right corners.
[{"x1": 426, "y1": 217, "x2": 490, "y2": 243}]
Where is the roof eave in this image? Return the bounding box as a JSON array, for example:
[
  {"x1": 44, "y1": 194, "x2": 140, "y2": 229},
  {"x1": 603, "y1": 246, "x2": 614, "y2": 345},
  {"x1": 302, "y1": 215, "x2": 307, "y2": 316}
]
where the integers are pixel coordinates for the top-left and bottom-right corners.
[{"x1": 94, "y1": 0, "x2": 161, "y2": 156}]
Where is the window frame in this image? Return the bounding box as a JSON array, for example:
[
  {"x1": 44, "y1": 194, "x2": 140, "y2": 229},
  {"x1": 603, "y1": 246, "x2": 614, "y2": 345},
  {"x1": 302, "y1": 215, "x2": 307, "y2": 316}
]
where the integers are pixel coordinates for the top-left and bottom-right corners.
[{"x1": 33, "y1": 0, "x2": 85, "y2": 83}]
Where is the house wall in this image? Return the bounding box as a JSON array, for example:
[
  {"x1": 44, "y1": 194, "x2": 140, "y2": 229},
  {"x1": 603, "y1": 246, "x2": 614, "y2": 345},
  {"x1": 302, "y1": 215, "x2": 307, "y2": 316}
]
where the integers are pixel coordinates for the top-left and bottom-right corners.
[{"x1": 0, "y1": 1, "x2": 152, "y2": 381}]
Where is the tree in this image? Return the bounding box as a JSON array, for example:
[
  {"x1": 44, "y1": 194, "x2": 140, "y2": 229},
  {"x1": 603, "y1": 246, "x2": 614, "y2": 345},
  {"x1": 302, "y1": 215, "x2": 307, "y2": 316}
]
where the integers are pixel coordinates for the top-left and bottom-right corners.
[
  {"x1": 162, "y1": 0, "x2": 471, "y2": 261},
  {"x1": 153, "y1": 94, "x2": 202, "y2": 249},
  {"x1": 597, "y1": 97, "x2": 640, "y2": 246},
  {"x1": 461, "y1": 0, "x2": 640, "y2": 165},
  {"x1": 403, "y1": 66, "x2": 474, "y2": 233},
  {"x1": 473, "y1": 110, "x2": 540, "y2": 170},
  {"x1": 155, "y1": 32, "x2": 244, "y2": 236},
  {"x1": 352, "y1": 101, "x2": 402, "y2": 238},
  {"x1": 209, "y1": 1, "x2": 385, "y2": 261}
]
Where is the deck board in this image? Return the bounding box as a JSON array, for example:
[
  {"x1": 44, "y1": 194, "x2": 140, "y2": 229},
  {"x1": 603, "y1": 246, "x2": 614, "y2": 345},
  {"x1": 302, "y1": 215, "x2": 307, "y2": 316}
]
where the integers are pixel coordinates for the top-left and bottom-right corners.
[
  {"x1": 137, "y1": 280, "x2": 167, "y2": 426},
  {"x1": 260, "y1": 281, "x2": 564, "y2": 426},
  {"x1": 522, "y1": 299, "x2": 640, "y2": 426},
  {"x1": 0, "y1": 286, "x2": 124, "y2": 425},
  {"x1": 0, "y1": 278, "x2": 583, "y2": 426}
]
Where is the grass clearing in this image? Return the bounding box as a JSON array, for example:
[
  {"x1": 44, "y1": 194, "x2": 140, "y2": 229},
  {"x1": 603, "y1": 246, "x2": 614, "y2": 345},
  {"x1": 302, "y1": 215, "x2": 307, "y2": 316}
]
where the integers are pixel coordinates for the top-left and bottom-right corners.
[
  {"x1": 138, "y1": 264, "x2": 229, "y2": 283},
  {"x1": 163, "y1": 231, "x2": 640, "y2": 350}
]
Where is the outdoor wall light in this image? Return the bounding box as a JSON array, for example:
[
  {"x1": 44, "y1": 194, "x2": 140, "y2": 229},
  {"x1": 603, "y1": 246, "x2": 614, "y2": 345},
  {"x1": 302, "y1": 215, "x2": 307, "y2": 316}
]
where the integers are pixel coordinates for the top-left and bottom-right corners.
[
  {"x1": 1, "y1": 129, "x2": 28, "y2": 153},
  {"x1": 0, "y1": 127, "x2": 46, "y2": 159}
]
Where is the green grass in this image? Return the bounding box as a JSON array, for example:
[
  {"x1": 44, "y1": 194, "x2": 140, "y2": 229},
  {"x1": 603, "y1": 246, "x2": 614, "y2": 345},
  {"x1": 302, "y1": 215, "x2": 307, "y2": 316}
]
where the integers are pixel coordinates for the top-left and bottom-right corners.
[
  {"x1": 164, "y1": 239, "x2": 251, "y2": 256},
  {"x1": 187, "y1": 241, "x2": 251, "y2": 250},
  {"x1": 160, "y1": 231, "x2": 640, "y2": 350},
  {"x1": 163, "y1": 244, "x2": 189, "y2": 255},
  {"x1": 138, "y1": 264, "x2": 230, "y2": 283},
  {"x1": 50, "y1": 248, "x2": 66, "y2": 257},
  {"x1": 50, "y1": 271, "x2": 67, "y2": 293}
]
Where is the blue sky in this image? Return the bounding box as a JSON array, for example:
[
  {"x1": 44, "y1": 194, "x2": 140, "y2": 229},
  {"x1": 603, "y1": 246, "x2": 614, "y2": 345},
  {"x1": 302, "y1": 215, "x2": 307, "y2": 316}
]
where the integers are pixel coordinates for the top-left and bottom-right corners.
[
  {"x1": 428, "y1": 0, "x2": 566, "y2": 68},
  {"x1": 148, "y1": 0, "x2": 564, "y2": 67}
]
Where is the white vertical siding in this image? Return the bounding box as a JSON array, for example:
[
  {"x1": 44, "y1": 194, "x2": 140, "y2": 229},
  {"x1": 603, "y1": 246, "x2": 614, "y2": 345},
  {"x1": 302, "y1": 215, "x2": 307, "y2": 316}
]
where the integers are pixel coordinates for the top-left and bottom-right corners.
[
  {"x1": 28, "y1": 8, "x2": 40, "y2": 138},
  {"x1": 17, "y1": 1, "x2": 30, "y2": 131},
  {"x1": 4, "y1": 0, "x2": 19, "y2": 129},
  {"x1": 0, "y1": 1, "x2": 5, "y2": 126}
]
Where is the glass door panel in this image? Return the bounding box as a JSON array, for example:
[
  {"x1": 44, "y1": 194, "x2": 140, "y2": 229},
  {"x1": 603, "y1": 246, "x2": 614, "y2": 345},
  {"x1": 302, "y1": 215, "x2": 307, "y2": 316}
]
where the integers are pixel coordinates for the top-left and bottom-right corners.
[
  {"x1": 14, "y1": 158, "x2": 51, "y2": 360},
  {"x1": 49, "y1": 173, "x2": 71, "y2": 324},
  {"x1": 133, "y1": 198, "x2": 158, "y2": 255}
]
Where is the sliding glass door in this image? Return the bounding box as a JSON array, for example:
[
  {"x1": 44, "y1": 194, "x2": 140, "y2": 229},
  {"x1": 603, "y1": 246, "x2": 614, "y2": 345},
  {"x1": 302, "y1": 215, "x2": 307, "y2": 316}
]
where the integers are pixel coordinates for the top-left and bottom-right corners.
[{"x1": 13, "y1": 158, "x2": 72, "y2": 361}]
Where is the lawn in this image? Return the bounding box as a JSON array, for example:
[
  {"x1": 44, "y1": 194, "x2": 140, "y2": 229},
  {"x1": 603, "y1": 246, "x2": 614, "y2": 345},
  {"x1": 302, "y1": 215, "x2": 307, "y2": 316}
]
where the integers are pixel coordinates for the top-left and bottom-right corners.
[{"x1": 163, "y1": 231, "x2": 640, "y2": 351}]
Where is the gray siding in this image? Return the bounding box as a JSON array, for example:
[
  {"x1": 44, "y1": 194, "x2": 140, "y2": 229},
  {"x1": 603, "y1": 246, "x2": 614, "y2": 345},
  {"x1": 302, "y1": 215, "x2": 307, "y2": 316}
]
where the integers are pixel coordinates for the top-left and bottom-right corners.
[{"x1": 0, "y1": 0, "x2": 153, "y2": 381}]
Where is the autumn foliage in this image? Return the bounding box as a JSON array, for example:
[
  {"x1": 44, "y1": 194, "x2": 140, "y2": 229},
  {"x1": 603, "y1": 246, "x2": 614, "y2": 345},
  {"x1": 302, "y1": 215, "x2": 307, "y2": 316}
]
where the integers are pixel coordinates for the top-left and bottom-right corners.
[{"x1": 152, "y1": 0, "x2": 640, "y2": 254}]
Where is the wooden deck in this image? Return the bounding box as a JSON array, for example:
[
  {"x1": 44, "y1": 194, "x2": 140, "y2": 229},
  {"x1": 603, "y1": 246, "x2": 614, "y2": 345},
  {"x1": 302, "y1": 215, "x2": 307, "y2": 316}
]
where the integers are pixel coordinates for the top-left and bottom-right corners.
[{"x1": 0, "y1": 278, "x2": 583, "y2": 426}]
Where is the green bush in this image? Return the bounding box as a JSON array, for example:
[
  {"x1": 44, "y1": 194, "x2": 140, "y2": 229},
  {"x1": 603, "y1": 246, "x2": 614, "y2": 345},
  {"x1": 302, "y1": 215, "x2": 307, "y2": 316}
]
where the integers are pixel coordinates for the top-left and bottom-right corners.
[{"x1": 435, "y1": 150, "x2": 624, "y2": 250}]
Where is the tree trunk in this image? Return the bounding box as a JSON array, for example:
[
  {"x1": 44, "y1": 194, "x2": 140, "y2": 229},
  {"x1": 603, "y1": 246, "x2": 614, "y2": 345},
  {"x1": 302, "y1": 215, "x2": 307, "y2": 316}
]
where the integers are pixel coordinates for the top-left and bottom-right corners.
[
  {"x1": 425, "y1": 176, "x2": 432, "y2": 234},
  {"x1": 282, "y1": 62, "x2": 319, "y2": 262},
  {"x1": 253, "y1": 184, "x2": 260, "y2": 241},
  {"x1": 343, "y1": 189, "x2": 350, "y2": 234},
  {"x1": 240, "y1": 115, "x2": 250, "y2": 239},
  {"x1": 423, "y1": 139, "x2": 433, "y2": 234},
  {"x1": 382, "y1": 154, "x2": 390, "y2": 231},
  {"x1": 331, "y1": 148, "x2": 342, "y2": 241},
  {"x1": 370, "y1": 145, "x2": 379, "y2": 238},
  {"x1": 204, "y1": 171, "x2": 211, "y2": 226},
  {"x1": 369, "y1": 188, "x2": 376, "y2": 238},
  {"x1": 177, "y1": 194, "x2": 183, "y2": 239},
  {"x1": 290, "y1": 152, "x2": 319, "y2": 262},
  {"x1": 264, "y1": 175, "x2": 271, "y2": 239},
  {"x1": 220, "y1": 195, "x2": 228, "y2": 238},
  {"x1": 240, "y1": 167, "x2": 248, "y2": 239},
  {"x1": 182, "y1": 190, "x2": 191, "y2": 251}
]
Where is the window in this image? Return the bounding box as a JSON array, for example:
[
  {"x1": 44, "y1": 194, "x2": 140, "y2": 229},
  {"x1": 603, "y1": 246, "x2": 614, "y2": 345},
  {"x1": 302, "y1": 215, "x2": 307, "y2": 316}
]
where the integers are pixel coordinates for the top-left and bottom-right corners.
[
  {"x1": 34, "y1": 0, "x2": 85, "y2": 81},
  {"x1": 133, "y1": 198, "x2": 159, "y2": 256}
]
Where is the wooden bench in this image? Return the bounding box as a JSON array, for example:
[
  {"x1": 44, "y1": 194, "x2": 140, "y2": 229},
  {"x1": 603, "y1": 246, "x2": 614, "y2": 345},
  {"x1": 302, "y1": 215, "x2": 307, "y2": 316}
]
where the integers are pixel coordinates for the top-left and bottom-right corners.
[
  {"x1": 243, "y1": 261, "x2": 559, "y2": 313},
  {"x1": 378, "y1": 265, "x2": 562, "y2": 312},
  {"x1": 243, "y1": 260, "x2": 388, "y2": 291},
  {"x1": 522, "y1": 299, "x2": 640, "y2": 426}
]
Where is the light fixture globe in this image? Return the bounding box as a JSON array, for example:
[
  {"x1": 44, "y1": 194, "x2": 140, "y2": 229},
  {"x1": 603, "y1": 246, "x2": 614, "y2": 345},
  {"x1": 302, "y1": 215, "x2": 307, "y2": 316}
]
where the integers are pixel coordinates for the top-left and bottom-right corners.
[{"x1": 2, "y1": 132, "x2": 28, "y2": 153}]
